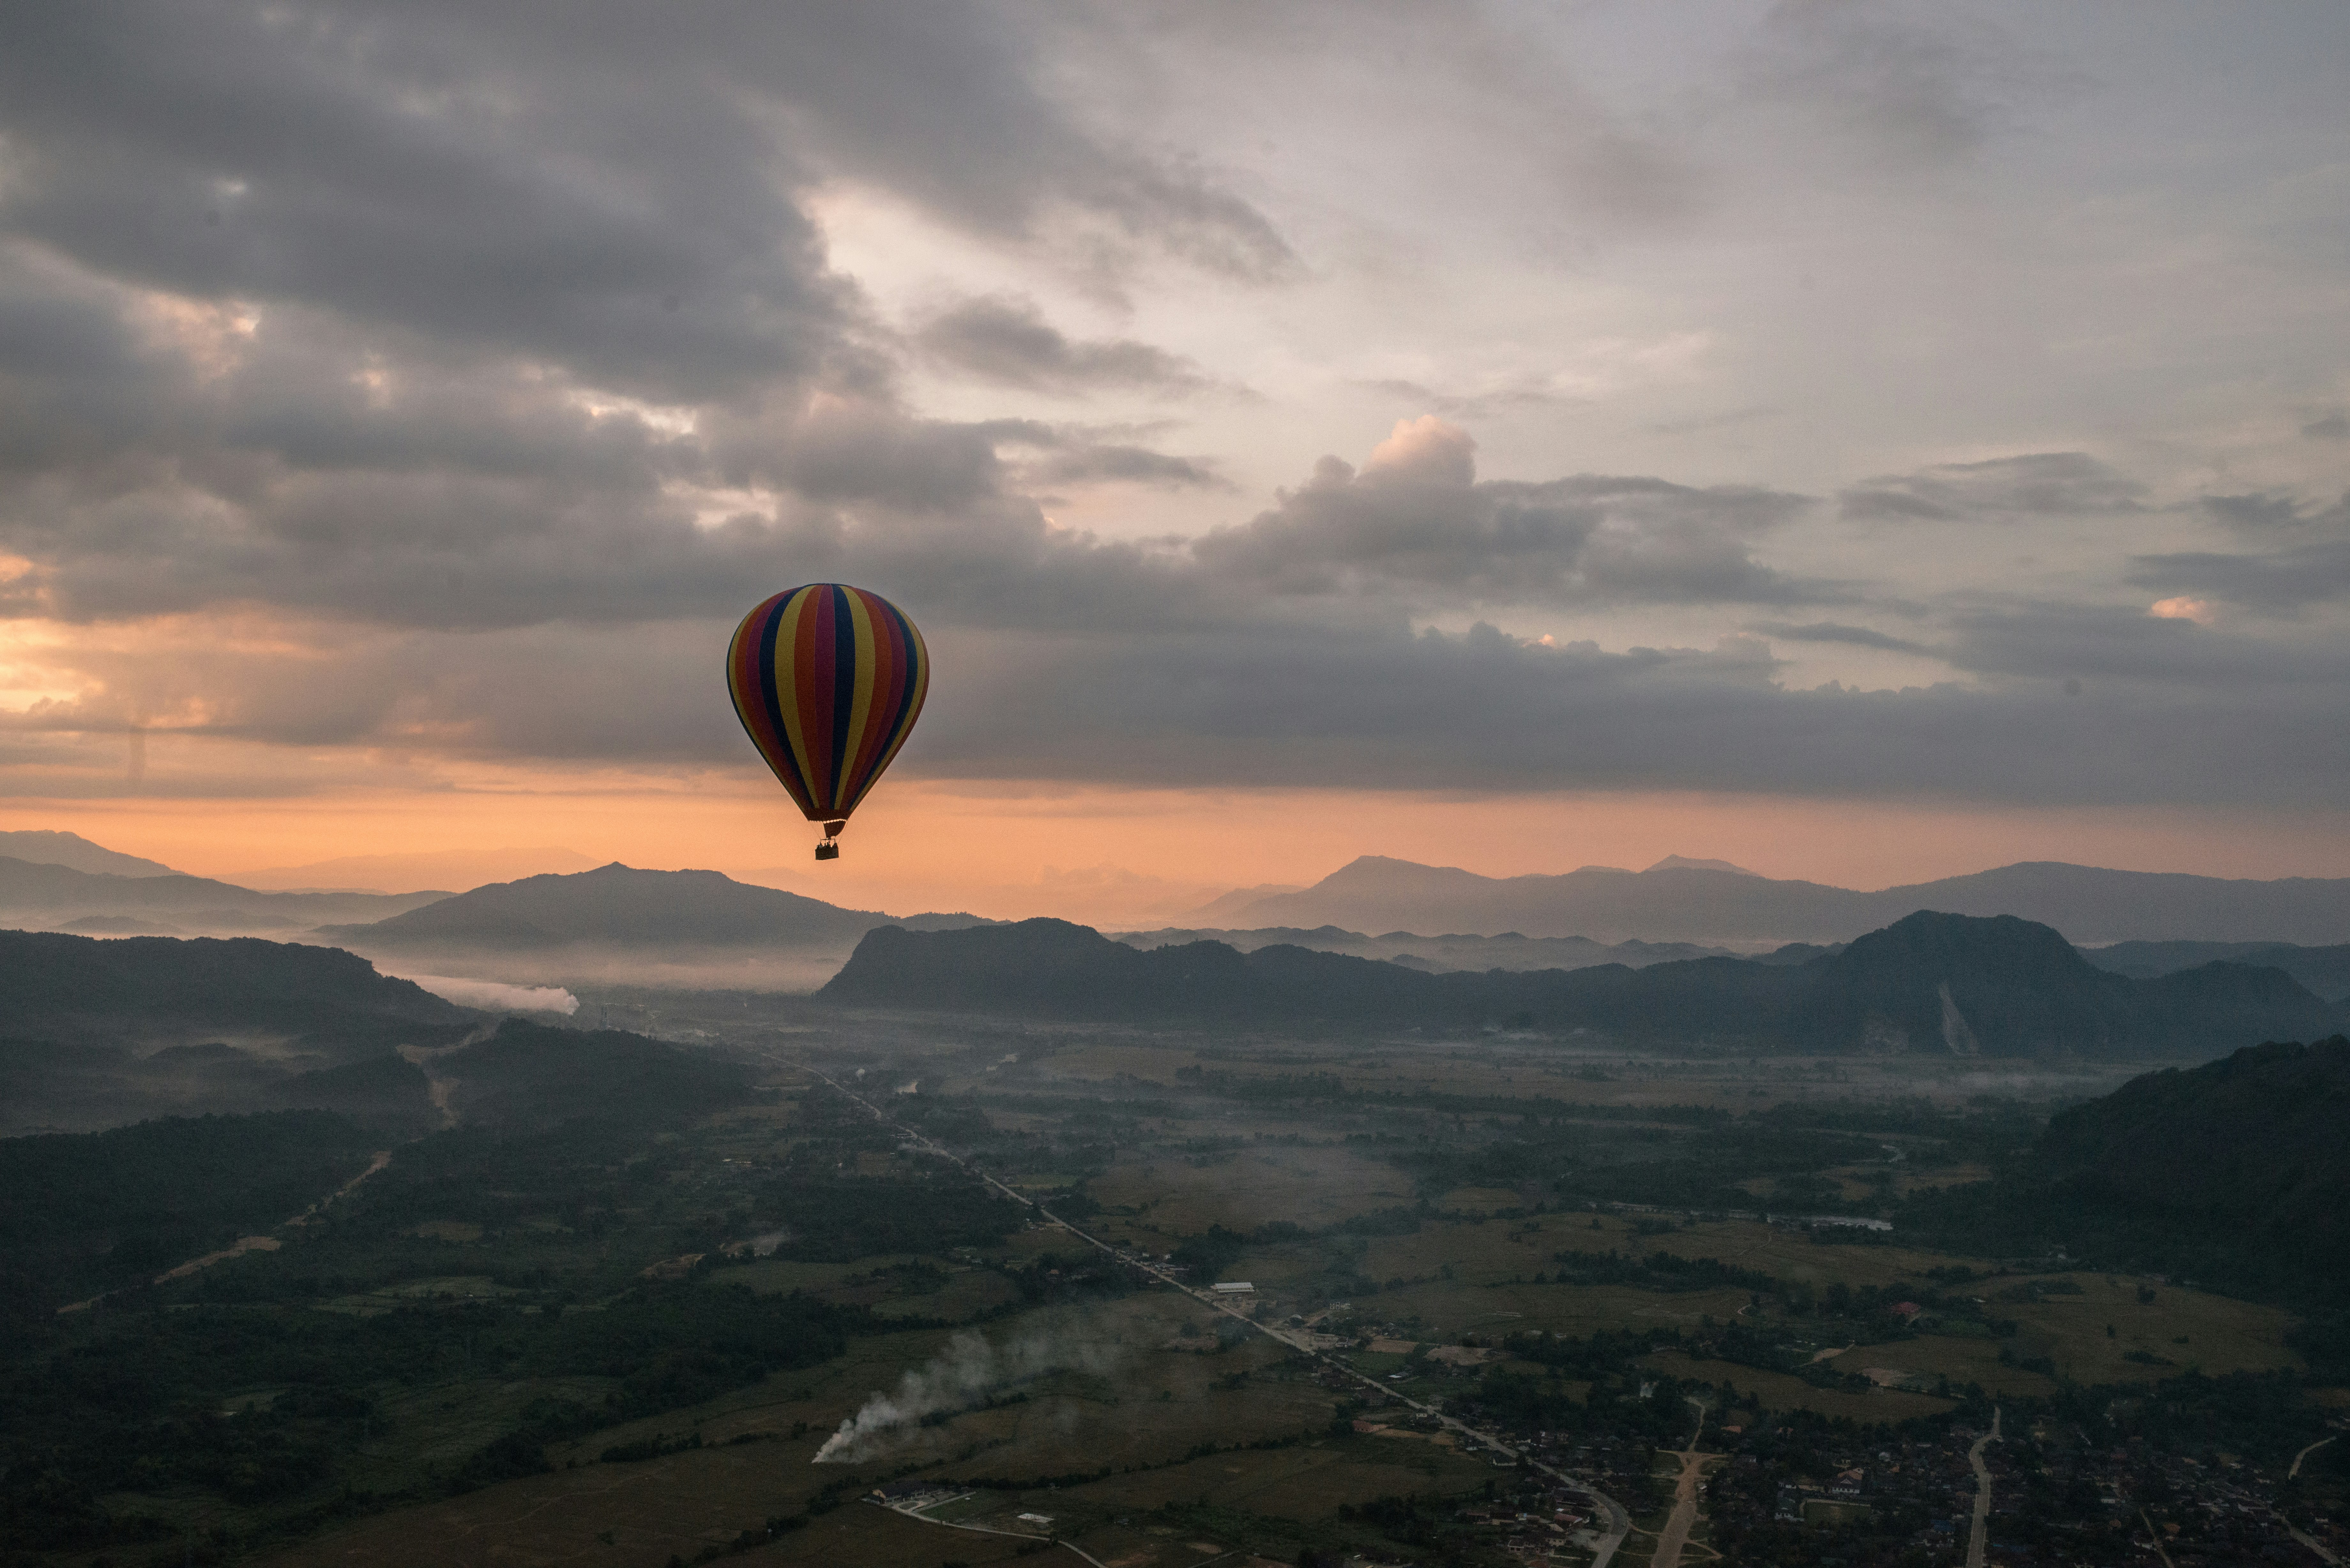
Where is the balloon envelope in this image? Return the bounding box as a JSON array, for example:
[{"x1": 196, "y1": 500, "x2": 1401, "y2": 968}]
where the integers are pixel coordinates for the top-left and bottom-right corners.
[{"x1": 727, "y1": 584, "x2": 929, "y2": 825}]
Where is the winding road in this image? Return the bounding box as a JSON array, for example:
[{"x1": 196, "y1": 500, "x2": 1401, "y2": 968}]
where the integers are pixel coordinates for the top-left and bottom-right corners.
[
  {"x1": 1966, "y1": 1407, "x2": 2001, "y2": 1568},
  {"x1": 792, "y1": 1058, "x2": 1636, "y2": 1568}
]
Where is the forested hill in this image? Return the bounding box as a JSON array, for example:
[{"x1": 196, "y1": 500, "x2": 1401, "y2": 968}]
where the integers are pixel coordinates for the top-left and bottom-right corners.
[
  {"x1": 1904, "y1": 1035, "x2": 2350, "y2": 1304},
  {"x1": 819, "y1": 910, "x2": 2345, "y2": 1057},
  {"x1": 0, "y1": 929, "x2": 471, "y2": 1039},
  {"x1": 316, "y1": 861, "x2": 993, "y2": 951}
]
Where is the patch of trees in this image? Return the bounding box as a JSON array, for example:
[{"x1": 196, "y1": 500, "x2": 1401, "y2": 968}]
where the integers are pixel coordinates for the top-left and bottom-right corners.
[
  {"x1": 439, "y1": 1019, "x2": 762, "y2": 1130},
  {"x1": 1543, "y1": 1248, "x2": 1779, "y2": 1294},
  {"x1": 0, "y1": 1284, "x2": 869, "y2": 1551},
  {"x1": 0, "y1": 1109, "x2": 381, "y2": 1320},
  {"x1": 761, "y1": 1174, "x2": 1026, "y2": 1261},
  {"x1": 1901, "y1": 1036, "x2": 2350, "y2": 1305}
]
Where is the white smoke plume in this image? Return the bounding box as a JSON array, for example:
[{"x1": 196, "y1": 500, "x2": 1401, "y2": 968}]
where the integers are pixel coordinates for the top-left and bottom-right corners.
[
  {"x1": 812, "y1": 1327, "x2": 1119, "y2": 1464},
  {"x1": 393, "y1": 972, "x2": 580, "y2": 1014}
]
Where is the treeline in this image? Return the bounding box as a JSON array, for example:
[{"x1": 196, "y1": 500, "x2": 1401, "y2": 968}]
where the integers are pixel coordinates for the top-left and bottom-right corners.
[
  {"x1": 1900, "y1": 1036, "x2": 2350, "y2": 1306},
  {"x1": 0, "y1": 1110, "x2": 383, "y2": 1320},
  {"x1": 0, "y1": 1283, "x2": 869, "y2": 1555}
]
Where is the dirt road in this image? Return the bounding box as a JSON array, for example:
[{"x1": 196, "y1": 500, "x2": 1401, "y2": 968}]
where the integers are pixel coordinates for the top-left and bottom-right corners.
[
  {"x1": 794, "y1": 1058, "x2": 1635, "y2": 1568},
  {"x1": 1650, "y1": 1448, "x2": 1722, "y2": 1568},
  {"x1": 1966, "y1": 1407, "x2": 2002, "y2": 1568}
]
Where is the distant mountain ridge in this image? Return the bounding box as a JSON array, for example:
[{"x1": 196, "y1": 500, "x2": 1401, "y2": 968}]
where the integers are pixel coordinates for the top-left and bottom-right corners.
[
  {"x1": 0, "y1": 856, "x2": 444, "y2": 932},
  {"x1": 317, "y1": 862, "x2": 997, "y2": 952},
  {"x1": 1109, "y1": 924, "x2": 1750, "y2": 974},
  {"x1": 0, "y1": 830, "x2": 177, "y2": 878},
  {"x1": 2083, "y1": 939, "x2": 2350, "y2": 1002},
  {"x1": 820, "y1": 910, "x2": 2344, "y2": 1057},
  {"x1": 1228, "y1": 856, "x2": 2350, "y2": 945}
]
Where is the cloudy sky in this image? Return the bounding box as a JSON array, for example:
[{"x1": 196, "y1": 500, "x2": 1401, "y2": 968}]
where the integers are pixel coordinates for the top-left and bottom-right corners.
[{"x1": 2, "y1": 0, "x2": 2346, "y2": 918}]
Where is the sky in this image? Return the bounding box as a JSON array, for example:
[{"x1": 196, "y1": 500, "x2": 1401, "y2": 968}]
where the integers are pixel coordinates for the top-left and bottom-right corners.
[{"x1": 1, "y1": 1, "x2": 2347, "y2": 923}]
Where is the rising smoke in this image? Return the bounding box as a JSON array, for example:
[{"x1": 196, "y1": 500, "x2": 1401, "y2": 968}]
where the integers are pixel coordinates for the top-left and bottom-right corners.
[{"x1": 813, "y1": 1327, "x2": 1119, "y2": 1464}]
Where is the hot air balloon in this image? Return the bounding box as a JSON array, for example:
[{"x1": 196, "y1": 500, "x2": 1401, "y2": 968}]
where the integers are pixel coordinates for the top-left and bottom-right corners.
[{"x1": 727, "y1": 584, "x2": 929, "y2": 860}]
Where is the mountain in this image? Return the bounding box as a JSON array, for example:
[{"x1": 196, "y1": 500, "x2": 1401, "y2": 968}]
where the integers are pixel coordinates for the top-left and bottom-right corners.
[
  {"x1": 0, "y1": 830, "x2": 177, "y2": 878},
  {"x1": 1108, "y1": 923, "x2": 1740, "y2": 973},
  {"x1": 0, "y1": 856, "x2": 444, "y2": 931},
  {"x1": 0, "y1": 929, "x2": 481, "y2": 1134},
  {"x1": 1780, "y1": 913, "x2": 2340, "y2": 1056},
  {"x1": 2083, "y1": 939, "x2": 2350, "y2": 1002},
  {"x1": 1643, "y1": 855, "x2": 1758, "y2": 876},
  {"x1": 1228, "y1": 856, "x2": 2350, "y2": 945},
  {"x1": 1904, "y1": 1035, "x2": 2350, "y2": 1305},
  {"x1": 820, "y1": 910, "x2": 2344, "y2": 1057},
  {"x1": 1229, "y1": 857, "x2": 1866, "y2": 942},
  {"x1": 0, "y1": 929, "x2": 473, "y2": 1045},
  {"x1": 234, "y1": 845, "x2": 599, "y2": 892},
  {"x1": 1184, "y1": 882, "x2": 1309, "y2": 921},
  {"x1": 433, "y1": 1017, "x2": 760, "y2": 1131},
  {"x1": 316, "y1": 861, "x2": 992, "y2": 951}
]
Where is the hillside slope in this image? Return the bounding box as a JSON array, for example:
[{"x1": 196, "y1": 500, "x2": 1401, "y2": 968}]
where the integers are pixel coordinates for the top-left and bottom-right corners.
[
  {"x1": 0, "y1": 929, "x2": 471, "y2": 1042},
  {"x1": 0, "y1": 857, "x2": 442, "y2": 931},
  {"x1": 1905, "y1": 1035, "x2": 2350, "y2": 1303},
  {"x1": 2085, "y1": 939, "x2": 2350, "y2": 1000},
  {"x1": 0, "y1": 931, "x2": 479, "y2": 1134},
  {"x1": 820, "y1": 911, "x2": 2343, "y2": 1057},
  {"x1": 0, "y1": 830, "x2": 176, "y2": 878},
  {"x1": 318, "y1": 862, "x2": 990, "y2": 951}
]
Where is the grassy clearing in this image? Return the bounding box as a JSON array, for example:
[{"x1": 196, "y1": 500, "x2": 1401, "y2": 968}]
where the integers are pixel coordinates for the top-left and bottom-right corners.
[
  {"x1": 1639, "y1": 1350, "x2": 1953, "y2": 1423},
  {"x1": 1059, "y1": 1436, "x2": 1492, "y2": 1519},
  {"x1": 1435, "y1": 1185, "x2": 1529, "y2": 1213},
  {"x1": 1821, "y1": 1334, "x2": 2057, "y2": 1400},
  {"x1": 1998, "y1": 1274, "x2": 2299, "y2": 1383},
  {"x1": 1634, "y1": 1219, "x2": 1982, "y2": 1291},
  {"x1": 1376, "y1": 1280, "x2": 1756, "y2": 1341},
  {"x1": 1090, "y1": 1145, "x2": 1416, "y2": 1234},
  {"x1": 257, "y1": 1288, "x2": 1370, "y2": 1567}
]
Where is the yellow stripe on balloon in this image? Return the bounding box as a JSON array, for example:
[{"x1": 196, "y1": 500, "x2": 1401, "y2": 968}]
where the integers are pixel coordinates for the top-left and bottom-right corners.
[
  {"x1": 851, "y1": 614, "x2": 929, "y2": 811},
  {"x1": 842, "y1": 590, "x2": 879, "y2": 801},
  {"x1": 771, "y1": 585, "x2": 819, "y2": 801}
]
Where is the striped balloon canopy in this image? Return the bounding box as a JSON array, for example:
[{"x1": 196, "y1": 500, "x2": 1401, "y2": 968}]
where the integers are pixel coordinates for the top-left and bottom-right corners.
[{"x1": 726, "y1": 584, "x2": 929, "y2": 851}]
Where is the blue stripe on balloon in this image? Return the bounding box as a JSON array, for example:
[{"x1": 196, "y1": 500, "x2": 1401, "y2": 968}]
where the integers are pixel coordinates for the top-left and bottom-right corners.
[{"x1": 829, "y1": 584, "x2": 856, "y2": 810}]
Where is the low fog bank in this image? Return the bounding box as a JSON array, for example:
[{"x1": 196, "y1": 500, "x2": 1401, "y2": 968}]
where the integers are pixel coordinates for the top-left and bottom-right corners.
[
  {"x1": 329, "y1": 940, "x2": 856, "y2": 996},
  {"x1": 388, "y1": 972, "x2": 579, "y2": 1015}
]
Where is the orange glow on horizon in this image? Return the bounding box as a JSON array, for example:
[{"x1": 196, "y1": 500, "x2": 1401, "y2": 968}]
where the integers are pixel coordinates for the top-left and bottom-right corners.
[{"x1": 8, "y1": 770, "x2": 2350, "y2": 929}]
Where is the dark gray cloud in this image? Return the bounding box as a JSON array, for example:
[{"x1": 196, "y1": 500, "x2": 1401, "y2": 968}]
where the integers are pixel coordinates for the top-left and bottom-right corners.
[
  {"x1": 916, "y1": 295, "x2": 1212, "y2": 395},
  {"x1": 2129, "y1": 491, "x2": 2350, "y2": 612},
  {"x1": 2305, "y1": 413, "x2": 2350, "y2": 441},
  {"x1": 870, "y1": 616, "x2": 2350, "y2": 809},
  {"x1": 1747, "y1": 620, "x2": 1937, "y2": 656},
  {"x1": 24, "y1": 598, "x2": 2345, "y2": 811},
  {"x1": 1025, "y1": 445, "x2": 1229, "y2": 490},
  {"x1": 1945, "y1": 602, "x2": 2350, "y2": 687},
  {"x1": 1, "y1": 2, "x2": 2345, "y2": 819},
  {"x1": 2201, "y1": 493, "x2": 2311, "y2": 532},
  {"x1": 0, "y1": 4, "x2": 1288, "y2": 400},
  {"x1": 1192, "y1": 421, "x2": 1826, "y2": 608},
  {"x1": 2197, "y1": 490, "x2": 2348, "y2": 534},
  {"x1": 1740, "y1": 0, "x2": 2070, "y2": 174},
  {"x1": 2130, "y1": 543, "x2": 2350, "y2": 614},
  {"x1": 1357, "y1": 378, "x2": 1581, "y2": 418},
  {"x1": 1839, "y1": 453, "x2": 2148, "y2": 522},
  {"x1": 0, "y1": 1, "x2": 1275, "y2": 634}
]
